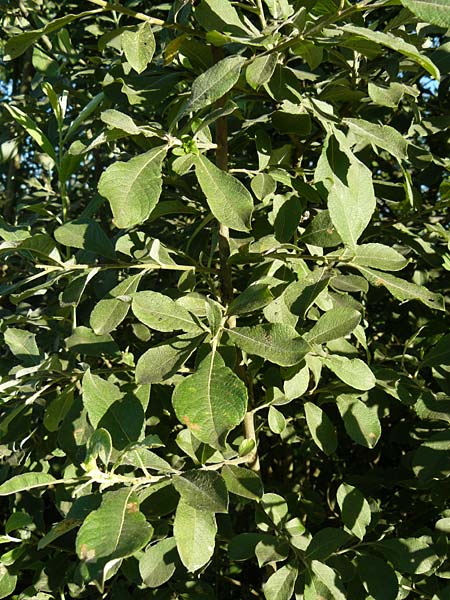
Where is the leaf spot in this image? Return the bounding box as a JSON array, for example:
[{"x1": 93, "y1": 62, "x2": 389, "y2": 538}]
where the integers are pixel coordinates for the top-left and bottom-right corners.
[
  {"x1": 127, "y1": 501, "x2": 139, "y2": 513},
  {"x1": 183, "y1": 415, "x2": 200, "y2": 431},
  {"x1": 80, "y1": 543, "x2": 96, "y2": 561}
]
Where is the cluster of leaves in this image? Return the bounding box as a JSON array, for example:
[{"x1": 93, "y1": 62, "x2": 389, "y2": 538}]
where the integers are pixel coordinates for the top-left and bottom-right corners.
[{"x1": 0, "y1": 0, "x2": 449, "y2": 598}]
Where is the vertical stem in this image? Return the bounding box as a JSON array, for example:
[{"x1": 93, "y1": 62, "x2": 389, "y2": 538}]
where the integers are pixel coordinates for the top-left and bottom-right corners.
[
  {"x1": 212, "y1": 47, "x2": 260, "y2": 472},
  {"x1": 255, "y1": 0, "x2": 267, "y2": 29}
]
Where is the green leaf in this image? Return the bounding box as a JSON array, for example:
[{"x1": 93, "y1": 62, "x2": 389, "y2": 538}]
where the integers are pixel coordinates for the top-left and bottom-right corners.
[
  {"x1": 5, "y1": 105, "x2": 56, "y2": 161},
  {"x1": 136, "y1": 333, "x2": 204, "y2": 384},
  {"x1": 263, "y1": 564, "x2": 298, "y2": 600},
  {"x1": 375, "y1": 537, "x2": 439, "y2": 575},
  {"x1": 195, "y1": 0, "x2": 250, "y2": 36},
  {"x1": 305, "y1": 306, "x2": 361, "y2": 345},
  {"x1": 229, "y1": 532, "x2": 273, "y2": 561},
  {"x1": 172, "y1": 351, "x2": 247, "y2": 449},
  {"x1": 251, "y1": 173, "x2": 277, "y2": 200},
  {"x1": 356, "y1": 554, "x2": 398, "y2": 600},
  {"x1": 323, "y1": 355, "x2": 376, "y2": 391},
  {"x1": 4, "y1": 10, "x2": 102, "y2": 60},
  {"x1": 173, "y1": 470, "x2": 229, "y2": 513},
  {"x1": 82, "y1": 369, "x2": 123, "y2": 429},
  {"x1": 268, "y1": 405, "x2": 286, "y2": 434},
  {"x1": 76, "y1": 488, "x2": 152, "y2": 565},
  {"x1": 261, "y1": 493, "x2": 289, "y2": 527},
  {"x1": 173, "y1": 500, "x2": 217, "y2": 572},
  {"x1": 284, "y1": 275, "x2": 331, "y2": 320},
  {"x1": 336, "y1": 483, "x2": 371, "y2": 539},
  {"x1": 101, "y1": 109, "x2": 142, "y2": 135},
  {"x1": 132, "y1": 290, "x2": 202, "y2": 334},
  {"x1": 337, "y1": 394, "x2": 381, "y2": 449},
  {"x1": 0, "y1": 565, "x2": 17, "y2": 599},
  {"x1": 44, "y1": 387, "x2": 75, "y2": 432},
  {"x1": 304, "y1": 560, "x2": 346, "y2": 600},
  {"x1": 66, "y1": 326, "x2": 119, "y2": 356},
  {"x1": 357, "y1": 266, "x2": 445, "y2": 311},
  {"x1": 222, "y1": 464, "x2": 263, "y2": 500},
  {"x1": 305, "y1": 528, "x2": 351, "y2": 560},
  {"x1": 90, "y1": 274, "x2": 142, "y2": 335},
  {"x1": 345, "y1": 118, "x2": 409, "y2": 160},
  {"x1": 122, "y1": 21, "x2": 155, "y2": 74},
  {"x1": 0, "y1": 473, "x2": 56, "y2": 496},
  {"x1": 421, "y1": 334, "x2": 450, "y2": 367},
  {"x1": 300, "y1": 210, "x2": 341, "y2": 248},
  {"x1": 328, "y1": 161, "x2": 376, "y2": 249},
  {"x1": 195, "y1": 154, "x2": 253, "y2": 232},
  {"x1": 255, "y1": 536, "x2": 289, "y2": 567},
  {"x1": 226, "y1": 324, "x2": 308, "y2": 367},
  {"x1": 186, "y1": 56, "x2": 246, "y2": 113},
  {"x1": 246, "y1": 54, "x2": 279, "y2": 89},
  {"x1": 343, "y1": 24, "x2": 440, "y2": 80},
  {"x1": 98, "y1": 145, "x2": 167, "y2": 229},
  {"x1": 54, "y1": 219, "x2": 115, "y2": 259},
  {"x1": 304, "y1": 402, "x2": 337, "y2": 455},
  {"x1": 353, "y1": 243, "x2": 408, "y2": 271},
  {"x1": 368, "y1": 81, "x2": 409, "y2": 108},
  {"x1": 228, "y1": 283, "x2": 273, "y2": 315},
  {"x1": 139, "y1": 537, "x2": 178, "y2": 588},
  {"x1": 400, "y1": 0, "x2": 450, "y2": 27},
  {"x1": 284, "y1": 364, "x2": 309, "y2": 400},
  {"x1": 4, "y1": 327, "x2": 40, "y2": 364}
]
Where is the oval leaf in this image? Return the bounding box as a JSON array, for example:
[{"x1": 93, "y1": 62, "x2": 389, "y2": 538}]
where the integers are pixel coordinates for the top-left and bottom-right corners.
[
  {"x1": 227, "y1": 324, "x2": 308, "y2": 367},
  {"x1": 323, "y1": 355, "x2": 376, "y2": 391},
  {"x1": 173, "y1": 470, "x2": 228, "y2": 513},
  {"x1": 195, "y1": 154, "x2": 253, "y2": 232},
  {"x1": 304, "y1": 402, "x2": 337, "y2": 456},
  {"x1": 172, "y1": 351, "x2": 247, "y2": 449},
  {"x1": 173, "y1": 500, "x2": 217, "y2": 572},
  {"x1": 98, "y1": 145, "x2": 167, "y2": 229},
  {"x1": 122, "y1": 21, "x2": 155, "y2": 74},
  {"x1": 76, "y1": 488, "x2": 152, "y2": 562},
  {"x1": 132, "y1": 290, "x2": 202, "y2": 334}
]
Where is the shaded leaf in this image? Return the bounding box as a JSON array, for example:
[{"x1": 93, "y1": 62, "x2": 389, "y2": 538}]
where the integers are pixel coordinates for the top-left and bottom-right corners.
[
  {"x1": 90, "y1": 273, "x2": 142, "y2": 335},
  {"x1": 343, "y1": 24, "x2": 440, "y2": 80},
  {"x1": 222, "y1": 464, "x2": 263, "y2": 500},
  {"x1": 173, "y1": 470, "x2": 228, "y2": 513},
  {"x1": 305, "y1": 528, "x2": 351, "y2": 560},
  {"x1": 136, "y1": 333, "x2": 204, "y2": 384},
  {"x1": 337, "y1": 394, "x2": 381, "y2": 449},
  {"x1": 336, "y1": 483, "x2": 371, "y2": 539},
  {"x1": 358, "y1": 266, "x2": 445, "y2": 311},
  {"x1": 304, "y1": 402, "x2": 337, "y2": 455},
  {"x1": 356, "y1": 554, "x2": 398, "y2": 600},
  {"x1": 139, "y1": 537, "x2": 178, "y2": 588}
]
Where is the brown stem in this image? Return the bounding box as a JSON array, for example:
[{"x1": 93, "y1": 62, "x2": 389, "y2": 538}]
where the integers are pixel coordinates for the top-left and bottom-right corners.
[{"x1": 212, "y1": 47, "x2": 260, "y2": 472}]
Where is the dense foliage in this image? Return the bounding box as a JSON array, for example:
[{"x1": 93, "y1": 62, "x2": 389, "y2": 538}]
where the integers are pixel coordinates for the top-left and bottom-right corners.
[{"x1": 0, "y1": 0, "x2": 449, "y2": 598}]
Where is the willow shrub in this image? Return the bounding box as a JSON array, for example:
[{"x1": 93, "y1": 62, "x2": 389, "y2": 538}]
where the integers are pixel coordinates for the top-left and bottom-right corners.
[{"x1": 0, "y1": 0, "x2": 450, "y2": 598}]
